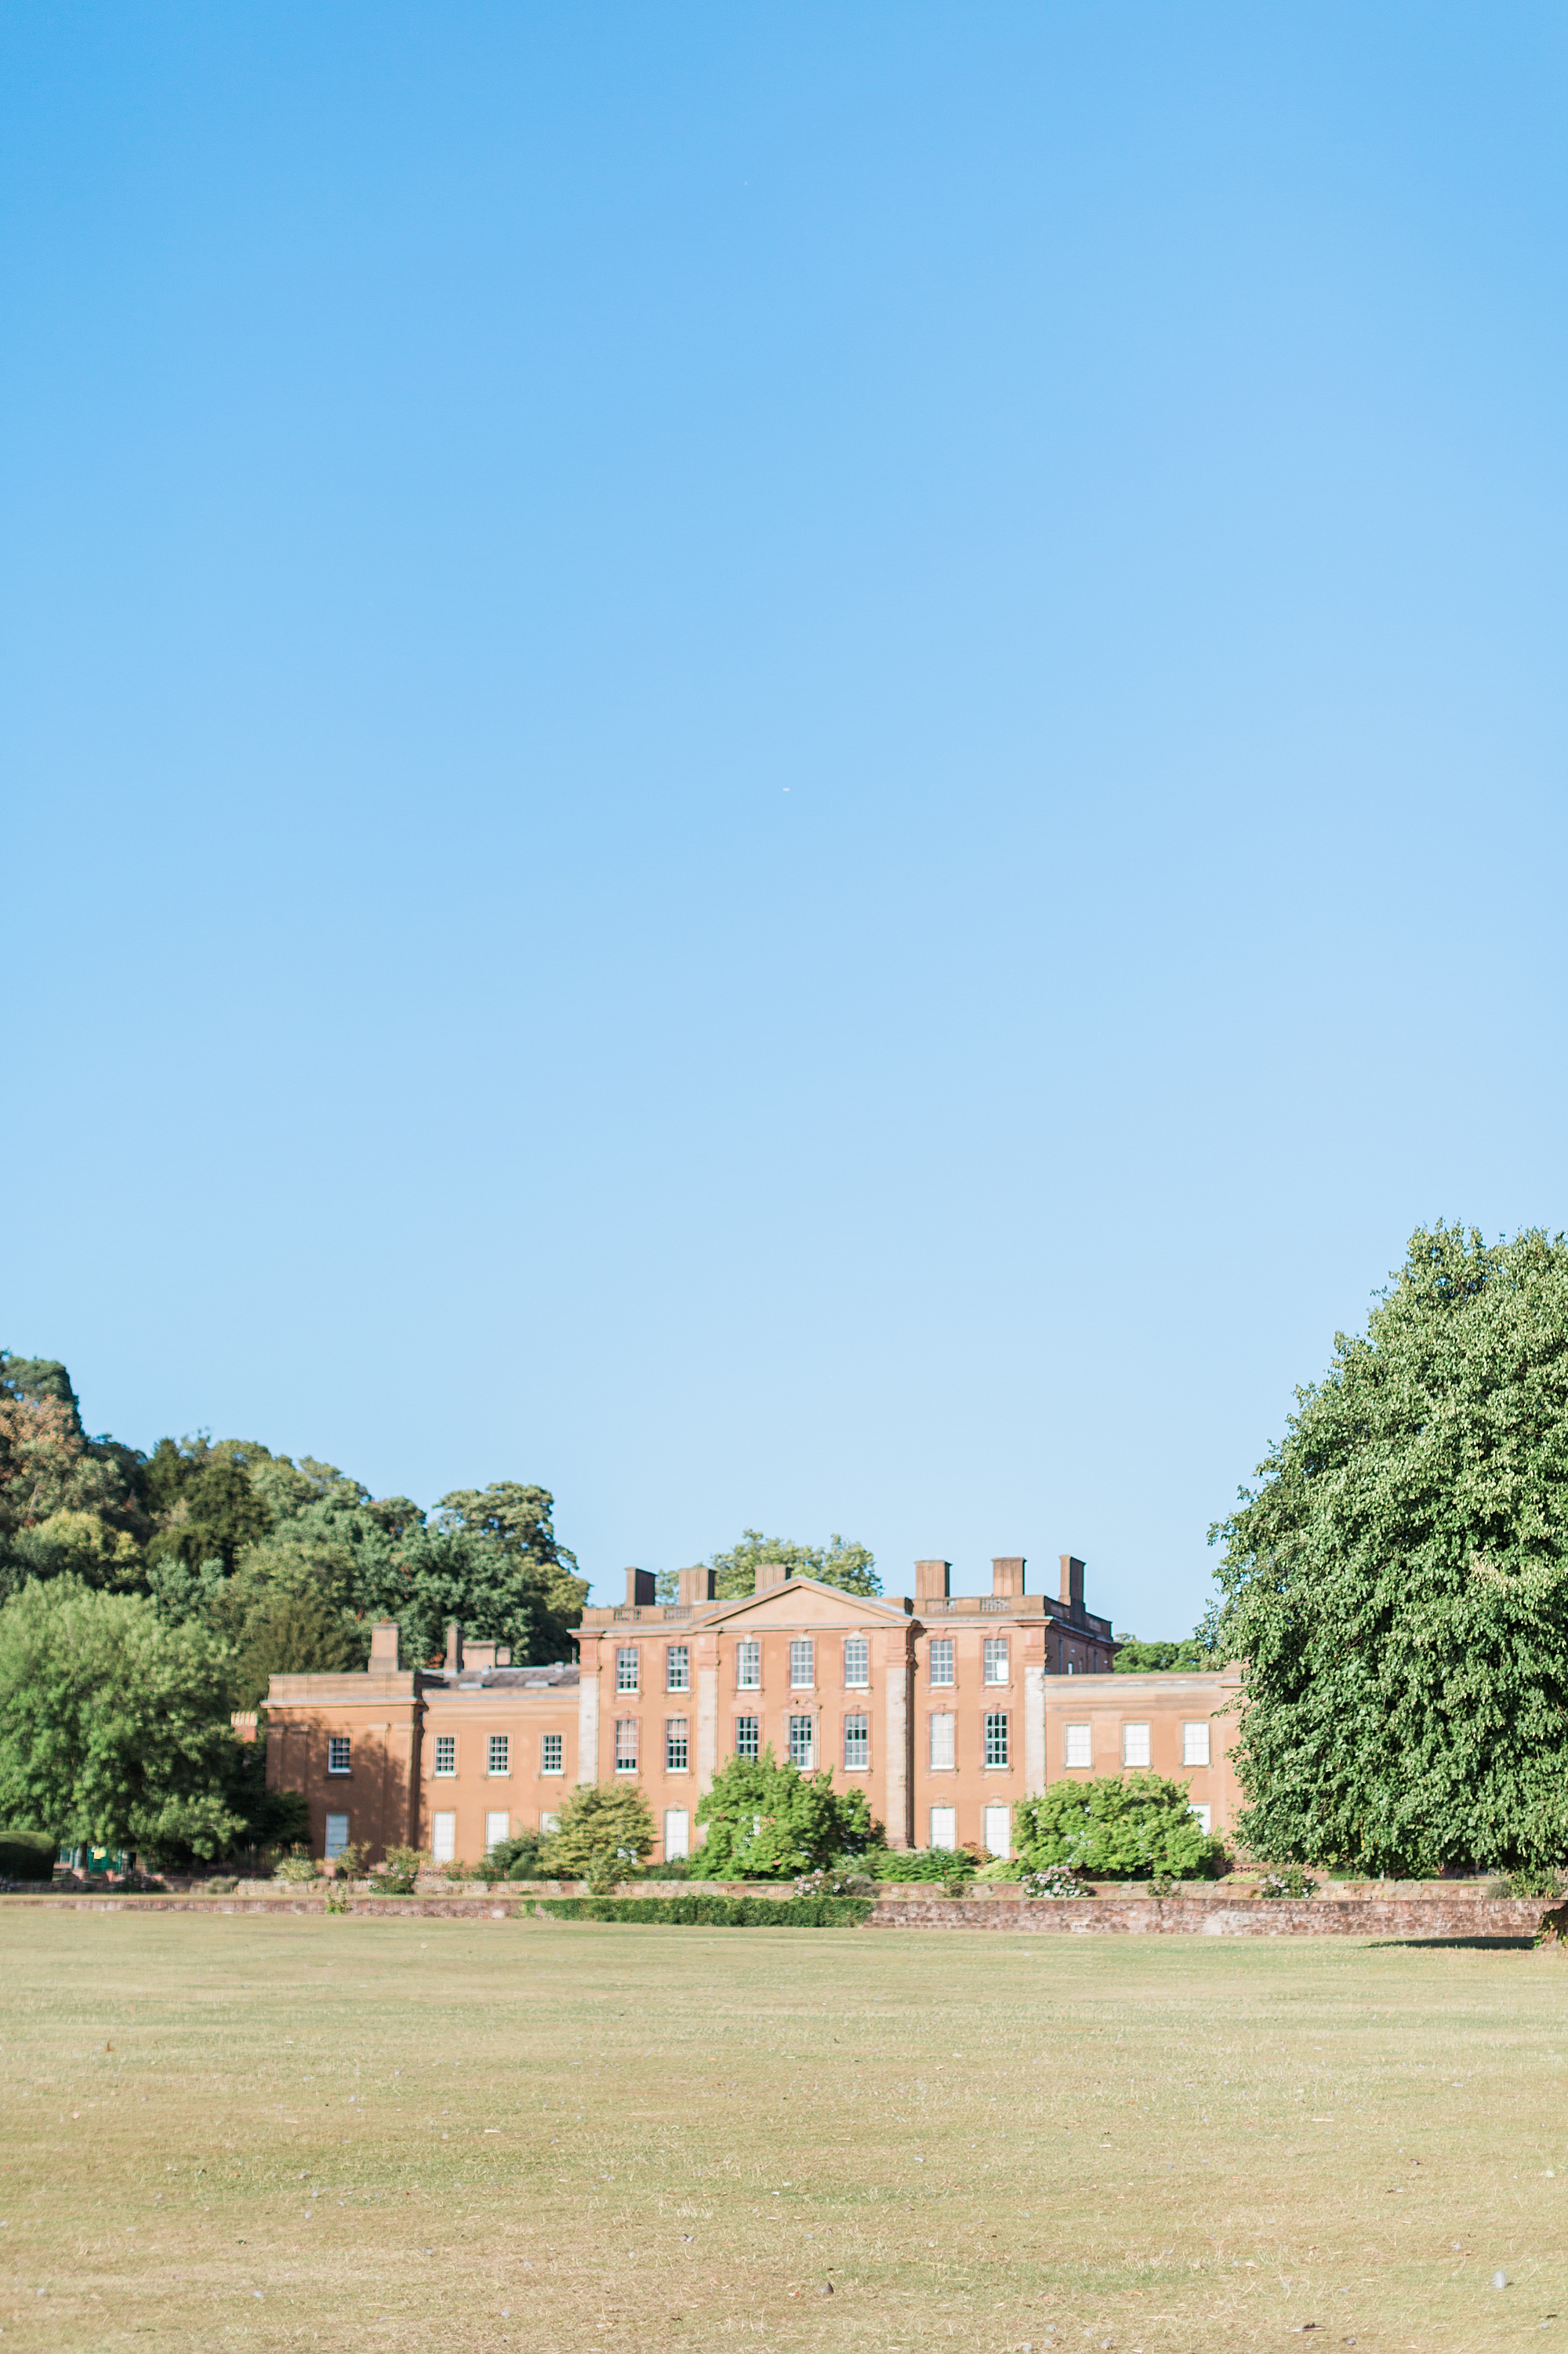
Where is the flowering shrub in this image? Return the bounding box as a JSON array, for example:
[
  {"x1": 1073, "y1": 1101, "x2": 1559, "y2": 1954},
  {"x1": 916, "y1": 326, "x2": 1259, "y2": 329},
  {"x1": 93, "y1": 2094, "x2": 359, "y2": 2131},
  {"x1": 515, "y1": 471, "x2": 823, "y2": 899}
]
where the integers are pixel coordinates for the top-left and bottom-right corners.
[
  {"x1": 1024, "y1": 1864, "x2": 1087, "y2": 1900},
  {"x1": 1258, "y1": 1865, "x2": 1316, "y2": 1899}
]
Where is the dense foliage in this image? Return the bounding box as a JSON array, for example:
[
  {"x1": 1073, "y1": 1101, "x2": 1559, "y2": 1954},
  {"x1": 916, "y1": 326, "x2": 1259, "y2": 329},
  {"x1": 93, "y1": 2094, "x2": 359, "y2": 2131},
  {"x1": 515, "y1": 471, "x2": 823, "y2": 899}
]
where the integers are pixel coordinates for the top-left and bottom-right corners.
[
  {"x1": 537, "y1": 1781, "x2": 656, "y2": 1883},
  {"x1": 695, "y1": 1750, "x2": 880, "y2": 1876},
  {"x1": 1113, "y1": 1634, "x2": 1212, "y2": 1672},
  {"x1": 0, "y1": 1351, "x2": 586, "y2": 1710},
  {"x1": 699, "y1": 1528, "x2": 880, "y2": 1600},
  {"x1": 1013, "y1": 1771, "x2": 1224, "y2": 1880},
  {"x1": 1211, "y1": 1225, "x2": 1568, "y2": 1876},
  {"x1": 535, "y1": 1893, "x2": 873, "y2": 1926}
]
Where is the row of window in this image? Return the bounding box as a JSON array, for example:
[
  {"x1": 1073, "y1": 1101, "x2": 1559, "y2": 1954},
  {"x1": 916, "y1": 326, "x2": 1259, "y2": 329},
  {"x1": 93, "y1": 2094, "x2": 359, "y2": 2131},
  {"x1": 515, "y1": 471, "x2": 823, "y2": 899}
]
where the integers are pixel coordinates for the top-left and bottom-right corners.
[
  {"x1": 612, "y1": 1635, "x2": 1016, "y2": 1695},
  {"x1": 321, "y1": 1716, "x2": 1214, "y2": 1782},
  {"x1": 328, "y1": 1734, "x2": 570, "y2": 1780},
  {"x1": 1065, "y1": 1720, "x2": 1211, "y2": 1768}
]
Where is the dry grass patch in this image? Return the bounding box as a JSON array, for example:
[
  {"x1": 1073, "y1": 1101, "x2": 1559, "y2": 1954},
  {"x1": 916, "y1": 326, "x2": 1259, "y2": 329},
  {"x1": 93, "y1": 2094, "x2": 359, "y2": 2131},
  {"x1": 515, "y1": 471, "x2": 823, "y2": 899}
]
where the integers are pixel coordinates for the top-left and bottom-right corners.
[{"x1": 0, "y1": 1911, "x2": 1563, "y2": 2350}]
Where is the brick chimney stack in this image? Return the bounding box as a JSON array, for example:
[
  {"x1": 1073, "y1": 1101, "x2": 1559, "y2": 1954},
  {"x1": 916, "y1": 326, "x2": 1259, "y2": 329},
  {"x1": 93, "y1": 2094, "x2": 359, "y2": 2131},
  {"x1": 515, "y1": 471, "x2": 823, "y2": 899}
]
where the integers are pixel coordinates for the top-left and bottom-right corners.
[
  {"x1": 368, "y1": 1621, "x2": 400, "y2": 1672},
  {"x1": 753, "y1": 1561, "x2": 791, "y2": 1593},
  {"x1": 991, "y1": 1556, "x2": 1026, "y2": 1598},
  {"x1": 624, "y1": 1567, "x2": 657, "y2": 1607},
  {"x1": 444, "y1": 1620, "x2": 463, "y2": 1671},
  {"x1": 914, "y1": 1559, "x2": 951, "y2": 1601},
  {"x1": 678, "y1": 1565, "x2": 717, "y2": 1604},
  {"x1": 1058, "y1": 1554, "x2": 1085, "y2": 1618}
]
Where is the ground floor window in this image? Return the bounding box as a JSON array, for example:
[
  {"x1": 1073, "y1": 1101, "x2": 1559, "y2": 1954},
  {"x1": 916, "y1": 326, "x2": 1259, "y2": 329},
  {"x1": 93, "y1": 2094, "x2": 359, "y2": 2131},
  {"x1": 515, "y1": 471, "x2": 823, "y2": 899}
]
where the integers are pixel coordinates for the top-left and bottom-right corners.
[
  {"x1": 540, "y1": 1733, "x2": 563, "y2": 1775},
  {"x1": 735, "y1": 1714, "x2": 760, "y2": 1760},
  {"x1": 614, "y1": 1718, "x2": 638, "y2": 1772},
  {"x1": 325, "y1": 1813, "x2": 350, "y2": 1858},
  {"x1": 432, "y1": 1811, "x2": 456, "y2": 1863},
  {"x1": 1064, "y1": 1722, "x2": 1092, "y2": 1767},
  {"x1": 663, "y1": 1808, "x2": 690, "y2": 1860},
  {"x1": 929, "y1": 1806, "x2": 957, "y2": 1851},
  {"x1": 1190, "y1": 1802, "x2": 1212, "y2": 1835},
  {"x1": 485, "y1": 1811, "x2": 510, "y2": 1853},
  {"x1": 539, "y1": 1810, "x2": 560, "y2": 1835},
  {"x1": 788, "y1": 1714, "x2": 815, "y2": 1770},
  {"x1": 982, "y1": 1804, "x2": 1011, "y2": 1858},
  {"x1": 843, "y1": 1713, "x2": 869, "y2": 1771},
  {"x1": 928, "y1": 1713, "x2": 956, "y2": 1771},
  {"x1": 984, "y1": 1711, "x2": 1009, "y2": 1768},
  {"x1": 1182, "y1": 1720, "x2": 1211, "y2": 1767}
]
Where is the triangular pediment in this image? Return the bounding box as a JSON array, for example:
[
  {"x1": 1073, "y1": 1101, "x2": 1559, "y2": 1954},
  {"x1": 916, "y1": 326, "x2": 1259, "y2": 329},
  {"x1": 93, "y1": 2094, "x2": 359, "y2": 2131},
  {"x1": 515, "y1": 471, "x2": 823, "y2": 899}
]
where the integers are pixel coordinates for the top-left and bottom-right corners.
[{"x1": 706, "y1": 1576, "x2": 909, "y2": 1630}]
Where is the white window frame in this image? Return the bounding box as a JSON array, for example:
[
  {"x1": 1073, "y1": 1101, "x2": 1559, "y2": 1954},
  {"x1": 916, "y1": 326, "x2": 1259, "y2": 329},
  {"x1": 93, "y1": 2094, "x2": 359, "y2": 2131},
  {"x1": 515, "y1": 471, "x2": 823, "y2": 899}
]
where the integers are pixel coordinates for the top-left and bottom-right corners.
[
  {"x1": 615, "y1": 1645, "x2": 639, "y2": 1694},
  {"x1": 929, "y1": 1805, "x2": 957, "y2": 1852},
  {"x1": 1190, "y1": 1802, "x2": 1212, "y2": 1835},
  {"x1": 927, "y1": 1638, "x2": 955, "y2": 1687},
  {"x1": 433, "y1": 1734, "x2": 456, "y2": 1778},
  {"x1": 665, "y1": 1716, "x2": 689, "y2": 1773},
  {"x1": 982, "y1": 1803, "x2": 1011, "y2": 1858},
  {"x1": 327, "y1": 1735, "x2": 351, "y2": 1776},
  {"x1": 843, "y1": 1712, "x2": 869, "y2": 1771},
  {"x1": 539, "y1": 1733, "x2": 564, "y2": 1776},
  {"x1": 1182, "y1": 1720, "x2": 1211, "y2": 1767},
  {"x1": 613, "y1": 1718, "x2": 638, "y2": 1773},
  {"x1": 662, "y1": 1807, "x2": 690, "y2": 1861},
  {"x1": 984, "y1": 1710, "x2": 1009, "y2": 1768},
  {"x1": 735, "y1": 1639, "x2": 761, "y2": 1690},
  {"x1": 325, "y1": 1812, "x2": 350, "y2": 1858},
  {"x1": 1064, "y1": 1722, "x2": 1092, "y2": 1768},
  {"x1": 928, "y1": 1712, "x2": 956, "y2": 1772},
  {"x1": 539, "y1": 1809, "x2": 560, "y2": 1836},
  {"x1": 843, "y1": 1637, "x2": 869, "y2": 1689},
  {"x1": 735, "y1": 1714, "x2": 760, "y2": 1760},
  {"x1": 487, "y1": 1734, "x2": 510, "y2": 1777},
  {"x1": 788, "y1": 1713, "x2": 815, "y2": 1770},
  {"x1": 666, "y1": 1644, "x2": 690, "y2": 1694},
  {"x1": 789, "y1": 1638, "x2": 815, "y2": 1690},
  {"x1": 982, "y1": 1637, "x2": 1009, "y2": 1685},
  {"x1": 485, "y1": 1810, "x2": 510, "y2": 1854},
  {"x1": 431, "y1": 1811, "x2": 456, "y2": 1863},
  {"x1": 1122, "y1": 1721, "x2": 1151, "y2": 1768}
]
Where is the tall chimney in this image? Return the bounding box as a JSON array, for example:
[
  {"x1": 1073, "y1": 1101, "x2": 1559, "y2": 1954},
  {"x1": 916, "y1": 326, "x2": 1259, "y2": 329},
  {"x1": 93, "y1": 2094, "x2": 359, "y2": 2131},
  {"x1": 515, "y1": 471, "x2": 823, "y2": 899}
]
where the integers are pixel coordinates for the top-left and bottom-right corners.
[
  {"x1": 753, "y1": 1561, "x2": 791, "y2": 1593},
  {"x1": 991, "y1": 1556, "x2": 1026, "y2": 1598},
  {"x1": 678, "y1": 1565, "x2": 717, "y2": 1605},
  {"x1": 624, "y1": 1567, "x2": 657, "y2": 1607},
  {"x1": 369, "y1": 1620, "x2": 400, "y2": 1672},
  {"x1": 1059, "y1": 1554, "x2": 1085, "y2": 1617},
  {"x1": 914, "y1": 1559, "x2": 951, "y2": 1601},
  {"x1": 444, "y1": 1620, "x2": 463, "y2": 1671}
]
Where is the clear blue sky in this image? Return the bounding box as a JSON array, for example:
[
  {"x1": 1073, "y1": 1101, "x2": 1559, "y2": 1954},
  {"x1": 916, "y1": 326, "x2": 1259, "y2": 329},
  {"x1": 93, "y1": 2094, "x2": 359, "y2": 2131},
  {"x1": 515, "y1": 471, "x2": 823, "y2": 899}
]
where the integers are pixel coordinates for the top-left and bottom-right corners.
[{"x1": 6, "y1": 5, "x2": 1567, "y2": 1629}]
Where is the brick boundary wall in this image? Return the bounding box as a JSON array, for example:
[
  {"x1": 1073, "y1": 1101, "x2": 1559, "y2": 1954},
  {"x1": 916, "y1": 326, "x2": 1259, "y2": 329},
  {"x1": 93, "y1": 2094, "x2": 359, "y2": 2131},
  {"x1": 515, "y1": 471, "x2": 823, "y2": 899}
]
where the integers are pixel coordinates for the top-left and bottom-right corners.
[
  {"x1": 868, "y1": 1895, "x2": 1554, "y2": 1937},
  {"x1": 0, "y1": 1891, "x2": 1556, "y2": 1935}
]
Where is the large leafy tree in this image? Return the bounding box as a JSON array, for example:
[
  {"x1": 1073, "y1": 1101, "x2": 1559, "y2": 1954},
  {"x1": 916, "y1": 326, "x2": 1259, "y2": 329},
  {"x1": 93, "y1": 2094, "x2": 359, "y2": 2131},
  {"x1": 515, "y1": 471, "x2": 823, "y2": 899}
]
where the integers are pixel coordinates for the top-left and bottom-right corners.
[
  {"x1": 695, "y1": 1750, "x2": 880, "y2": 1876},
  {"x1": 1014, "y1": 1773, "x2": 1223, "y2": 1879},
  {"x1": 0, "y1": 1578, "x2": 245, "y2": 1859},
  {"x1": 434, "y1": 1484, "x2": 589, "y2": 1657},
  {"x1": 0, "y1": 1354, "x2": 149, "y2": 1594},
  {"x1": 1212, "y1": 1223, "x2": 1568, "y2": 1876},
  {"x1": 706, "y1": 1528, "x2": 880, "y2": 1601}
]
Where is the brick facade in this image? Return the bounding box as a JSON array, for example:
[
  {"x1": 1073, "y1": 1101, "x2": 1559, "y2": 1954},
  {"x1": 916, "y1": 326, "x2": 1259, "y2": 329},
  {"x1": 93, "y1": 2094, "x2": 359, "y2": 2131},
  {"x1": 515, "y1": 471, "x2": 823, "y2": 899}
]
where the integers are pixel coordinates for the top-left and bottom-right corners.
[{"x1": 266, "y1": 1554, "x2": 1241, "y2": 1866}]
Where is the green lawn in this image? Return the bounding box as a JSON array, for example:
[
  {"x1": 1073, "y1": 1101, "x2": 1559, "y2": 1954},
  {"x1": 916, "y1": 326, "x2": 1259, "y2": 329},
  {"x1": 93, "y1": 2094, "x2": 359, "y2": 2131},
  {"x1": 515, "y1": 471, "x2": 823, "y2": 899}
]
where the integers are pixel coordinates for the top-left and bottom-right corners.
[{"x1": 0, "y1": 1910, "x2": 1563, "y2": 2350}]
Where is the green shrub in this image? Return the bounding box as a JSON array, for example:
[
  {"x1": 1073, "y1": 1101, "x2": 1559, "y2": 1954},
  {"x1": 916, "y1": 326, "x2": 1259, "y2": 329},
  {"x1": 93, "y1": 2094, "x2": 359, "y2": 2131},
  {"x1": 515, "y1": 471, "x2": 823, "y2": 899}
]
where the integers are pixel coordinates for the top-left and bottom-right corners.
[
  {"x1": 0, "y1": 1832, "x2": 56, "y2": 1883},
  {"x1": 695, "y1": 1751, "x2": 881, "y2": 1878},
  {"x1": 377, "y1": 1845, "x2": 423, "y2": 1894},
  {"x1": 1014, "y1": 1773, "x2": 1225, "y2": 1881},
  {"x1": 869, "y1": 1847, "x2": 980, "y2": 1887},
  {"x1": 272, "y1": 1845, "x2": 320, "y2": 1884},
  {"x1": 488, "y1": 1829, "x2": 544, "y2": 1879},
  {"x1": 539, "y1": 1782, "x2": 656, "y2": 1886},
  {"x1": 535, "y1": 1894, "x2": 872, "y2": 1927}
]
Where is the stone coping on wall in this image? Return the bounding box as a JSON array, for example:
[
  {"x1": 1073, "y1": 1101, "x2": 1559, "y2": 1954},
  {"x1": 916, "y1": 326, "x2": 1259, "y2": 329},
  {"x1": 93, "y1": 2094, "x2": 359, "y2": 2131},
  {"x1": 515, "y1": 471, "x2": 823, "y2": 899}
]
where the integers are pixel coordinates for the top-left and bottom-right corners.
[{"x1": 0, "y1": 1887, "x2": 1555, "y2": 1935}]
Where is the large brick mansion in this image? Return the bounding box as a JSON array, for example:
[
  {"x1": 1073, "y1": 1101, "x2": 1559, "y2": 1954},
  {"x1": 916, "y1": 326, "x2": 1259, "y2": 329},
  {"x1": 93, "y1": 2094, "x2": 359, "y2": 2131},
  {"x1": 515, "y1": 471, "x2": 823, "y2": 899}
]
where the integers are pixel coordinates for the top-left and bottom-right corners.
[{"x1": 265, "y1": 1553, "x2": 1239, "y2": 1868}]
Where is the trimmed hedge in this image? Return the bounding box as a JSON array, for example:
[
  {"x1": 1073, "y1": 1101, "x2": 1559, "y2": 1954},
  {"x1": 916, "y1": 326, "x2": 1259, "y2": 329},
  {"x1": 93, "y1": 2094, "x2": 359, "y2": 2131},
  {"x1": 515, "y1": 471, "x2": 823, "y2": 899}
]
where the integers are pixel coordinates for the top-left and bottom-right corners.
[
  {"x1": 535, "y1": 1893, "x2": 873, "y2": 1927},
  {"x1": 0, "y1": 1833, "x2": 56, "y2": 1884}
]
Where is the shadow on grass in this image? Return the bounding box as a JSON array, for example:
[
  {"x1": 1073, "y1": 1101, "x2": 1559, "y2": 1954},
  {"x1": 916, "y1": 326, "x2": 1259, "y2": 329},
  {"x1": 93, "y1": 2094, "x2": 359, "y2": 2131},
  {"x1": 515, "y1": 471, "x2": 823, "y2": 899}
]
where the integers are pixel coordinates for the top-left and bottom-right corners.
[{"x1": 1368, "y1": 1934, "x2": 1539, "y2": 1951}]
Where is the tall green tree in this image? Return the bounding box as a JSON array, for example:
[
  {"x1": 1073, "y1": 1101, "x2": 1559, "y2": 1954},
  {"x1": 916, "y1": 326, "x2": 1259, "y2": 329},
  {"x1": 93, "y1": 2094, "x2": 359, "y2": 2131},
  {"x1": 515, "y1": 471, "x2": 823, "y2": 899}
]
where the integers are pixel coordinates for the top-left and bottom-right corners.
[
  {"x1": 695, "y1": 1750, "x2": 880, "y2": 1876},
  {"x1": 706, "y1": 1528, "x2": 880, "y2": 1600},
  {"x1": 1212, "y1": 1223, "x2": 1568, "y2": 1876},
  {"x1": 434, "y1": 1484, "x2": 589, "y2": 1655},
  {"x1": 0, "y1": 1578, "x2": 245, "y2": 1858}
]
